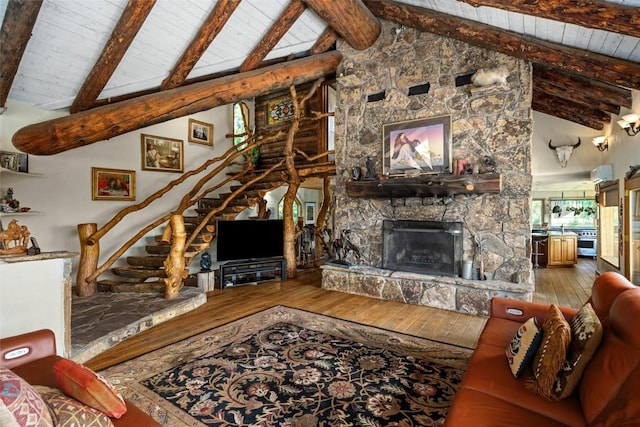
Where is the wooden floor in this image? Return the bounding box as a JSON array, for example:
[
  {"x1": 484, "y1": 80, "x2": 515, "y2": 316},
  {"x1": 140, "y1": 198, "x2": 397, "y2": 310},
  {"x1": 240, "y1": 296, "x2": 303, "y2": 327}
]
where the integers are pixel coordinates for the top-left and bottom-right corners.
[{"x1": 86, "y1": 258, "x2": 597, "y2": 372}]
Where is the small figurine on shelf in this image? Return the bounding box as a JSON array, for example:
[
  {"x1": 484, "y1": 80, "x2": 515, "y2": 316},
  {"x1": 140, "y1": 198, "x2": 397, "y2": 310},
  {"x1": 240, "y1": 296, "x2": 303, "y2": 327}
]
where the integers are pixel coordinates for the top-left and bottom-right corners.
[
  {"x1": 1, "y1": 188, "x2": 19, "y2": 212},
  {"x1": 364, "y1": 156, "x2": 377, "y2": 180},
  {"x1": 200, "y1": 252, "x2": 212, "y2": 272},
  {"x1": 0, "y1": 219, "x2": 30, "y2": 256}
]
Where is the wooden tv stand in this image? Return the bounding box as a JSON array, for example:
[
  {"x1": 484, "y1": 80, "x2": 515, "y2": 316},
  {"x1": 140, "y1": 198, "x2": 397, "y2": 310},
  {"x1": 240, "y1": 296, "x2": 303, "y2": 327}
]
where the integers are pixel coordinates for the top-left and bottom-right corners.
[{"x1": 219, "y1": 257, "x2": 287, "y2": 289}]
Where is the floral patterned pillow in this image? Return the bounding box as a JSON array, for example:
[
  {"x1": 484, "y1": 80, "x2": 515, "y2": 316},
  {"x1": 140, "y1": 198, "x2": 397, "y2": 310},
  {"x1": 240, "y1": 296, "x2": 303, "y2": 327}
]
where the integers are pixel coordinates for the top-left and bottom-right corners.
[
  {"x1": 33, "y1": 386, "x2": 114, "y2": 427},
  {"x1": 0, "y1": 367, "x2": 54, "y2": 427}
]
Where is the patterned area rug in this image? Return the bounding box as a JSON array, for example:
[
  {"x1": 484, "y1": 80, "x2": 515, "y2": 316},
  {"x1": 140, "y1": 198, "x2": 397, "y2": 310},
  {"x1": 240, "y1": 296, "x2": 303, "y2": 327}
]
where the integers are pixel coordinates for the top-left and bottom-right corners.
[{"x1": 100, "y1": 306, "x2": 472, "y2": 426}]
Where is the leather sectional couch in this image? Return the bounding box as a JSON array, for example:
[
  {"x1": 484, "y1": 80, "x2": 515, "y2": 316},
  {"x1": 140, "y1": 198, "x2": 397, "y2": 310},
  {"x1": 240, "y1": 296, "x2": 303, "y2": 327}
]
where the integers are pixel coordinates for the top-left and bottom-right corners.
[
  {"x1": 445, "y1": 271, "x2": 640, "y2": 426},
  {"x1": 1, "y1": 328, "x2": 160, "y2": 426}
]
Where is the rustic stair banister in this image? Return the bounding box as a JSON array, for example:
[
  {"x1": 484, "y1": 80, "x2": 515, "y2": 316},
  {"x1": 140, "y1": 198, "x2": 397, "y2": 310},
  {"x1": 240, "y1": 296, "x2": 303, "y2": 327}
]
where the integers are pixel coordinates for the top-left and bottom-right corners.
[{"x1": 77, "y1": 138, "x2": 272, "y2": 296}]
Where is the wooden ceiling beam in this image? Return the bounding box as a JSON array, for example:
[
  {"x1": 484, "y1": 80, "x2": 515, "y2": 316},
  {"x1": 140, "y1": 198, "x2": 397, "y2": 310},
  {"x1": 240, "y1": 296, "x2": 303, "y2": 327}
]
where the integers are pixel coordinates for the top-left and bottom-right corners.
[
  {"x1": 533, "y1": 79, "x2": 620, "y2": 115},
  {"x1": 365, "y1": 0, "x2": 640, "y2": 91},
  {"x1": 70, "y1": 0, "x2": 156, "y2": 113},
  {"x1": 310, "y1": 27, "x2": 338, "y2": 54},
  {"x1": 162, "y1": 0, "x2": 241, "y2": 90},
  {"x1": 533, "y1": 65, "x2": 632, "y2": 109},
  {"x1": 532, "y1": 90, "x2": 609, "y2": 130},
  {"x1": 304, "y1": 0, "x2": 380, "y2": 50},
  {"x1": 461, "y1": 0, "x2": 640, "y2": 39},
  {"x1": 0, "y1": 0, "x2": 43, "y2": 111},
  {"x1": 240, "y1": 0, "x2": 307, "y2": 72},
  {"x1": 12, "y1": 51, "x2": 342, "y2": 155}
]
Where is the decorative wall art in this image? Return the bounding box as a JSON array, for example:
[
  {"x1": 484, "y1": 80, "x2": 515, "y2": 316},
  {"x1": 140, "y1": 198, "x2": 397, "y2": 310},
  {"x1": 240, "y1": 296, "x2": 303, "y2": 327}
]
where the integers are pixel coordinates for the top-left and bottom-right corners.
[
  {"x1": 305, "y1": 202, "x2": 316, "y2": 224},
  {"x1": 188, "y1": 119, "x2": 214, "y2": 146},
  {"x1": 0, "y1": 151, "x2": 28, "y2": 173},
  {"x1": 92, "y1": 167, "x2": 135, "y2": 201},
  {"x1": 382, "y1": 115, "x2": 452, "y2": 176},
  {"x1": 266, "y1": 96, "x2": 305, "y2": 126},
  {"x1": 141, "y1": 134, "x2": 184, "y2": 172}
]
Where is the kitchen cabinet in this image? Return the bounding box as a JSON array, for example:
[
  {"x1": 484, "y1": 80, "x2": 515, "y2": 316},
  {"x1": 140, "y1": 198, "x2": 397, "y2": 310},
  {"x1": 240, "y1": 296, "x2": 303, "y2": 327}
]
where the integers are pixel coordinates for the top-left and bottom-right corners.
[{"x1": 547, "y1": 232, "x2": 577, "y2": 267}]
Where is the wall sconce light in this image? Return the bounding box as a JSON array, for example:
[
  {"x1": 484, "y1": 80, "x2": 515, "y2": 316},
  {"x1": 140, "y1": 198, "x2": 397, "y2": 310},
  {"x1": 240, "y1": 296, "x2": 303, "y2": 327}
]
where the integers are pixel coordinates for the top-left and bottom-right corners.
[
  {"x1": 617, "y1": 113, "x2": 640, "y2": 136},
  {"x1": 592, "y1": 136, "x2": 608, "y2": 152}
]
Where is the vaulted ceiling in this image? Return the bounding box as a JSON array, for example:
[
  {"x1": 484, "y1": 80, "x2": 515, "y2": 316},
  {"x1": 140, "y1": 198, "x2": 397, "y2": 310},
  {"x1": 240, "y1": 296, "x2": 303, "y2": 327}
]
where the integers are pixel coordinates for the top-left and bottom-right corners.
[{"x1": 1, "y1": 0, "x2": 639, "y2": 155}]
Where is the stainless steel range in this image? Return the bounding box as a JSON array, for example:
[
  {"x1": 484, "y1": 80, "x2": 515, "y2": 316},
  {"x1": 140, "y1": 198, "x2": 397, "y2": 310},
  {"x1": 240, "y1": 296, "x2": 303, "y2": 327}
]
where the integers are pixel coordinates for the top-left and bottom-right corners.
[{"x1": 576, "y1": 230, "x2": 597, "y2": 258}]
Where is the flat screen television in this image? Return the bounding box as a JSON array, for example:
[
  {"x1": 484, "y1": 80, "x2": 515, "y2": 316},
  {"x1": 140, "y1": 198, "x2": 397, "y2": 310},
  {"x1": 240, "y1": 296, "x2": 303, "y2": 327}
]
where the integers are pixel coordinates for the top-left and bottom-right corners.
[{"x1": 216, "y1": 219, "x2": 284, "y2": 262}]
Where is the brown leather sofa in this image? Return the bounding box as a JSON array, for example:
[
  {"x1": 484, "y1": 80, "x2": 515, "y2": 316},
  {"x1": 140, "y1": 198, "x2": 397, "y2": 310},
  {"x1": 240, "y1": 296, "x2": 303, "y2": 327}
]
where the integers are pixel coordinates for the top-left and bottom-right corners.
[
  {"x1": 0, "y1": 328, "x2": 160, "y2": 426},
  {"x1": 445, "y1": 271, "x2": 640, "y2": 427}
]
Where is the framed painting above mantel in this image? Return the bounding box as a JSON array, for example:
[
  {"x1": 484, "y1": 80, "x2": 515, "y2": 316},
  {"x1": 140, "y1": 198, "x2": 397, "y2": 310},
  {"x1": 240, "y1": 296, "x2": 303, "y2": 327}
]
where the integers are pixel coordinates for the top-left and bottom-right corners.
[{"x1": 382, "y1": 115, "x2": 452, "y2": 176}]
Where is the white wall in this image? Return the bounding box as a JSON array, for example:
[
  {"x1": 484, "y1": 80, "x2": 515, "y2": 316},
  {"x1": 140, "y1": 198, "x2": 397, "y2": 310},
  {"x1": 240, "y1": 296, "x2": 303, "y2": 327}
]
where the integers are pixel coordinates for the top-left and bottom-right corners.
[{"x1": 1, "y1": 100, "x2": 235, "y2": 278}]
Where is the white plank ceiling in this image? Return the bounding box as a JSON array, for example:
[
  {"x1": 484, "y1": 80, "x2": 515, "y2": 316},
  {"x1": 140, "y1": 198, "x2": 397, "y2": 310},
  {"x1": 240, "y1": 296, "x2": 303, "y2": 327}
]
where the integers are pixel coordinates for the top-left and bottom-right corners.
[{"x1": 1, "y1": 0, "x2": 639, "y2": 111}]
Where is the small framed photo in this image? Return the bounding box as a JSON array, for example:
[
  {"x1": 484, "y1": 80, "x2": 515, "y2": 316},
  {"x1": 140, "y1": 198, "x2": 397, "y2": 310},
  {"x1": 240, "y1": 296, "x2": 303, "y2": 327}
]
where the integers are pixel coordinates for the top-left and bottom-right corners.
[
  {"x1": 304, "y1": 202, "x2": 316, "y2": 224},
  {"x1": 0, "y1": 151, "x2": 27, "y2": 173},
  {"x1": 188, "y1": 118, "x2": 214, "y2": 146},
  {"x1": 141, "y1": 134, "x2": 184, "y2": 172},
  {"x1": 382, "y1": 115, "x2": 452, "y2": 176},
  {"x1": 92, "y1": 167, "x2": 135, "y2": 201}
]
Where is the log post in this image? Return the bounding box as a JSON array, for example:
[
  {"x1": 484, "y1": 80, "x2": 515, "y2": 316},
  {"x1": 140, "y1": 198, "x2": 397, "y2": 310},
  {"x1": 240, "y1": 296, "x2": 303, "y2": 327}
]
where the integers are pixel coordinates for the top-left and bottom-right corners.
[
  {"x1": 12, "y1": 52, "x2": 342, "y2": 155},
  {"x1": 163, "y1": 214, "x2": 186, "y2": 299},
  {"x1": 76, "y1": 223, "x2": 99, "y2": 296}
]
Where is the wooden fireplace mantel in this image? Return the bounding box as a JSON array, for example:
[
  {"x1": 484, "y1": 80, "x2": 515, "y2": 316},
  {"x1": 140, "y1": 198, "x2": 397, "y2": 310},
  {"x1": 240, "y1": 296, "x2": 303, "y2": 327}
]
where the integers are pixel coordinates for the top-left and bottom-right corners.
[{"x1": 345, "y1": 173, "x2": 502, "y2": 198}]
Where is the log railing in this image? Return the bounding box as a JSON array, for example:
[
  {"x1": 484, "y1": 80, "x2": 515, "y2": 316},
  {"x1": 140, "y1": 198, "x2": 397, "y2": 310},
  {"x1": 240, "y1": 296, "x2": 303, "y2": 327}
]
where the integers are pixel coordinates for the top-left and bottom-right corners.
[
  {"x1": 76, "y1": 80, "x2": 335, "y2": 298},
  {"x1": 76, "y1": 132, "x2": 283, "y2": 298}
]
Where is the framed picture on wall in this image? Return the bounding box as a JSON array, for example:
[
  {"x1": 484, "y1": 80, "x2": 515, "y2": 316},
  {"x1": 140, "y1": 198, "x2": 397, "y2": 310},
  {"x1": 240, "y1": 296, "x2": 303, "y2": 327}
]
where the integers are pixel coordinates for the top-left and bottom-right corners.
[
  {"x1": 188, "y1": 119, "x2": 214, "y2": 146},
  {"x1": 265, "y1": 96, "x2": 306, "y2": 126},
  {"x1": 382, "y1": 115, "x2": 452, "y2": 176},
  {"x1": 305, "y1": 202, "x2": 316, "y2": 224},
  {"x1": 91, "y1": 167, "x2": 135, "y2": 201},
  {"x1": 141, "y1": 134, "x2": 184, "y2": 172}
]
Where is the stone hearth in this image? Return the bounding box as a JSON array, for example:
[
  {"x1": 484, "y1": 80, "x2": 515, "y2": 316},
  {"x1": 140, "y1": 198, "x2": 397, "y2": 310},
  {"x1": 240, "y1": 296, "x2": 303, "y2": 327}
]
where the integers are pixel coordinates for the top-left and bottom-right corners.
[
  {"x1": 322, "y1": 265, "x2": 532, "y2": 316},
  {"x1": 324, "y1": 19, "x2": 534, "y2": 313}
]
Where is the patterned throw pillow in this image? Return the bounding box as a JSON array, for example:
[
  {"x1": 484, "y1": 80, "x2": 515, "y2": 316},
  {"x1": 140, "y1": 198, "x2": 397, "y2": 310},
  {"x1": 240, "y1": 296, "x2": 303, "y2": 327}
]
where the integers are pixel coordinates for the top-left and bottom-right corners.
[
  {"x1": 506, "y1": 317, "x2": 543, "y2": 378},
  {"x1": 553, "y1": 302, "x2": 603, "y2": 399},
  {"x1": 530, "y1": 304, "x2": 572, "y2": 400},
  {"x1": 0, "y1": 367, "x2": 54, "y2": 427},
  {"x1": 34, "y1": 386, "x2": 114, "y2": 427},
  {"x1": 53, "y1": 359, "x2": 127, "y2": 418}
]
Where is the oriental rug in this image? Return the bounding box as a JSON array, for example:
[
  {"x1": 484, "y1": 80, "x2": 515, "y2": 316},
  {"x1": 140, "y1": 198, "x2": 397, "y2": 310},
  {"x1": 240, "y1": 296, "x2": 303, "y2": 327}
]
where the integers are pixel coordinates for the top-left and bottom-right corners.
[{"x1": 99, "y1": 306, "x2": 472, "y2": 427}]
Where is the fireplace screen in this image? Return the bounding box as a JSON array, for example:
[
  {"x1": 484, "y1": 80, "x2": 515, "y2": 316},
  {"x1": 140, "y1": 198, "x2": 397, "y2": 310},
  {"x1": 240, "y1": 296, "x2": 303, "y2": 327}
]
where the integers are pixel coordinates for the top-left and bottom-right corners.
[{"x1": 382, "y1": 220, "x2": 463, "y2": 277}]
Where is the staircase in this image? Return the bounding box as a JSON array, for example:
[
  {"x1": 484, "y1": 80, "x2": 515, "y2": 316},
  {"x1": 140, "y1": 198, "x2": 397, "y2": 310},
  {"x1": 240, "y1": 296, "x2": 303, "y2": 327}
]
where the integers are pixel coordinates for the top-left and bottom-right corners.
[{"x1": 95, "y1": 164, "x2": 289, "y2": 293}]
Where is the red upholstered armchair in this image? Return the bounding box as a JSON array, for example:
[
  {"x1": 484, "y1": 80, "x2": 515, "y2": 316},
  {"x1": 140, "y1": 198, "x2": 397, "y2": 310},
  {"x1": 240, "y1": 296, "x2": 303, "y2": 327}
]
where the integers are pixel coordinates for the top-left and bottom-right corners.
[{"x1": 1, "y1": 329, "x2": 159, "y2": 426}]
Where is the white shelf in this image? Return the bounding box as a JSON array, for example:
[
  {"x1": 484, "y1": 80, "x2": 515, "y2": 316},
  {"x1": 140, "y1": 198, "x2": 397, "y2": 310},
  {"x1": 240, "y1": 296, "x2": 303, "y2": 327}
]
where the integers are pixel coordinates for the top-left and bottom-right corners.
[
  {"x1": 0, "y1": 167, "x2": 42, "y2": 177},
  {"x1": 0, "y1": 211, "x2": 42, "y2": 217}
]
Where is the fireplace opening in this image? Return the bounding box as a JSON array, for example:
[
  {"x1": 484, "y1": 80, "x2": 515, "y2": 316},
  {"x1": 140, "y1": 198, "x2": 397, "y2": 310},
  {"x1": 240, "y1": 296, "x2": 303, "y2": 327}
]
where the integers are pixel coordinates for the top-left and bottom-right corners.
[{"x1": 382, "y1": 220, "x2": 463, "y2": 277}]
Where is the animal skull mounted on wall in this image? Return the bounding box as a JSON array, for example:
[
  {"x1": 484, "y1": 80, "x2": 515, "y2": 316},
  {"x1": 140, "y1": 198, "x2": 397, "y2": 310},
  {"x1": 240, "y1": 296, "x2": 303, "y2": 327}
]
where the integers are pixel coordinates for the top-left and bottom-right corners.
[{"x1": 548, "y1": 138, "x2": 581, "y2": 168}]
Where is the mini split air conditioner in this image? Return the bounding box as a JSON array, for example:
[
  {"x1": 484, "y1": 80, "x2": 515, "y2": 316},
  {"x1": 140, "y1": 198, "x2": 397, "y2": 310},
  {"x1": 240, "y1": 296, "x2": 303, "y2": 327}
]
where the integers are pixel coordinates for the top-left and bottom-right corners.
[{"x1": 591, "y1": 164, "x2": 613, "y2": 184}]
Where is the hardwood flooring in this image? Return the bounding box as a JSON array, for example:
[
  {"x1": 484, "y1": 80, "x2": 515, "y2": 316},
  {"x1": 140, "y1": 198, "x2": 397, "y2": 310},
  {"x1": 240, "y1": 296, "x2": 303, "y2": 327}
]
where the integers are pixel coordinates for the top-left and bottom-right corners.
[{"x1": 85, "y1": 258, "x2": 597, "y2": 372}]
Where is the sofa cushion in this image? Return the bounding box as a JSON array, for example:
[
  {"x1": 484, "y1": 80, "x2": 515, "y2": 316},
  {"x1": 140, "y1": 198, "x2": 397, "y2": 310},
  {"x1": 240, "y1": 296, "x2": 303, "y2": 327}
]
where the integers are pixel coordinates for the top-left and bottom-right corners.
[
  {"x1": 34, "y1": 386, "x2": 114, "y2": 427},
  {"x1": 455, "y1": 343, "x2": 585, "y2": 427},
  {"x1": 444, "y1": 387, "x2": 572, "y2": 427},
  {"x1": 0, "y1": 367, "x2": 54, "y2": 427},
  {"x1": 579, "y1": 288, "x2": 640, "y2": 425},
  {"x1": 506, "y1": 317, "x2": 543, "y2": 378},
  {"x1": 53, "y1": 359, "x2": 126, "y2": 419},
  {"x1": 553, "y1": 302, "x2": 602, "y2": 400},
  {"x1": 531, "y1": 304, "x2": 571, "y2": 400}
]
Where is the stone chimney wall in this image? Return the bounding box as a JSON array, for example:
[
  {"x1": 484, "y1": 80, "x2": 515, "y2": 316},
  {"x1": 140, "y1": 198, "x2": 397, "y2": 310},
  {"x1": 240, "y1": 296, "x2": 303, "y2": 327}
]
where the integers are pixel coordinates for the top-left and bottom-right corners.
[{"x1": 331, "y1": 20, "x2": 534, "y2": 286}]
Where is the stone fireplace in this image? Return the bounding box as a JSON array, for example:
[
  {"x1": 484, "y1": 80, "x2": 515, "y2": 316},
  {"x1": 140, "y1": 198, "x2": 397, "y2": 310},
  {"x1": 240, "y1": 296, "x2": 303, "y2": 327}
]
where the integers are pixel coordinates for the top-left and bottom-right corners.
[
  {"x1": 382, "y1": 220, "x2": 463, "y2": 277},
  {"x1": 321, "y1": 20, "x2": 535, "y2": 316}
]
